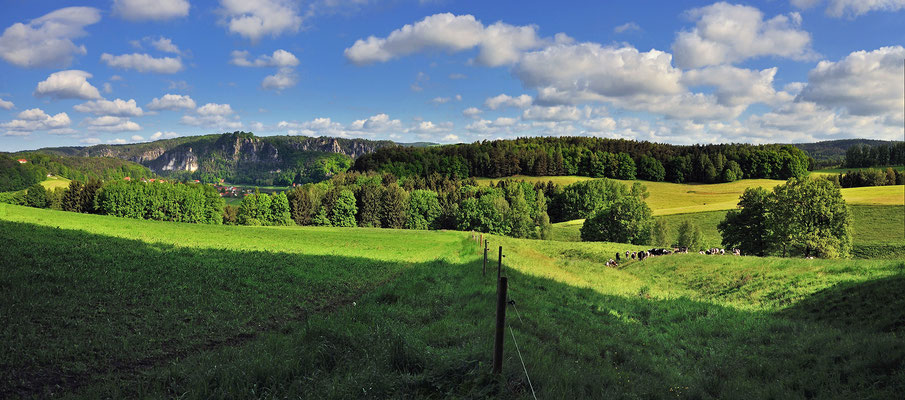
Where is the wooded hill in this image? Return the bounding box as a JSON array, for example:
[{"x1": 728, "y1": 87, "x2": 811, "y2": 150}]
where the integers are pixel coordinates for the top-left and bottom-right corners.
[{"x1": 32, "y1": 132, "x2": 401, "y2": 186}]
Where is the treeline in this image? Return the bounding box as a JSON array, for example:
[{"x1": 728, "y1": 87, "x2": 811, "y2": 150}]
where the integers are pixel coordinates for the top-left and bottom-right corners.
[
  {"x1": 9, "y1": 152, "x2": 156, "y2": 182},
  {"x1": 353, "y1": 137, "x2": 810, "y2": 183},
  {"x1": 10, "y1": 179, "x2": 224, "y2": 225},
  {"x1": 844, "y1": 142, "x2": 905, "y2": 168},
  {"x1": 822, "y1": 168, "x2": 905, "y2": 188},
  {"x1": 226, "y1": 172, "x2": 552, "y2": 239},
  {"x1": 0, "y1": 155, "x2": 45, "y2": 192}
]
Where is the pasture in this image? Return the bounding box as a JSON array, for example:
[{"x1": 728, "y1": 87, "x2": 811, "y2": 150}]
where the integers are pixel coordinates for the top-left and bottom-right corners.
[
  {"x1": 1, "y1": 204, "x2": 904, "y2": 398},
  {"x1": 810, "y1": 165, "x2": 905, "y2": 177},
  {"x1": 480, "y1": 176, "x2": 904, "y2": 215},
  {"x1": 550, "y1": 205, "x2": 904, "y2": 258}
]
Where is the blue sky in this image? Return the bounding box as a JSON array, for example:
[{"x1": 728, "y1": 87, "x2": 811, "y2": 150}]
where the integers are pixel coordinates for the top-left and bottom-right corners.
[{"x1": 0, "y1": 0, "x2": 903, "y2": 151}]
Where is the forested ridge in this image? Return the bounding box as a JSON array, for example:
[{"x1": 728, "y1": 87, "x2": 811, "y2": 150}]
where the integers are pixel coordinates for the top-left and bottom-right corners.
[{"x1": 354, "y1": 136, "x2": 812, "y2": 183}]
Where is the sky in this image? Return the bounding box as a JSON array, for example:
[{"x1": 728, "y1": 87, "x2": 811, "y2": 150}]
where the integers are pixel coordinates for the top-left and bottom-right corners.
[{"x1": 0, "y1": 0, "x2": 903, "y2": 152}]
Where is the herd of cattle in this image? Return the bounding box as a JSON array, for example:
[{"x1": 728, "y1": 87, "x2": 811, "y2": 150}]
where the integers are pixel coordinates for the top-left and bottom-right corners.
[{"x1": 604, "y1": 247, "x2": 742, "y2": 267}]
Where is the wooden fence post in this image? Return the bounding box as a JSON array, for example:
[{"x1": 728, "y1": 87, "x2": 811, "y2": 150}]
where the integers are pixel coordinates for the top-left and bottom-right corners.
[
  {"x1": 497, "y1": 246, "x2": 503, "y2": 281},
  {"x1": 492, "y1": 276, "x2": 508, "y2": 374},
  {"x1": 483, "y1": 241, "x2": 488, "y2": 277}
]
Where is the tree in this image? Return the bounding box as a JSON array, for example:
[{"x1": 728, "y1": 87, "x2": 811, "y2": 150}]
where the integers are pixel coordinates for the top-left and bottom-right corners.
[
  {"x1": 506, "y1": 189, "x2": 534, "y2": 238},
  {"x1": 357, "y1": 184, "x2": 384, "y2": 227},
  {"x1": 718, "y1": 187, "x2": 773, "y2": 256},
  {"x1": 24, "y1": 183, "x2": 48, "y2": 208},
  {"x1": 62, "y1": 180, "x2": 85, "y2": 212},
  {"x1": 329, "y1": 189, "x2": 358, "y2": 227},
  {"x1": 406, "y1": 189, "x2": 441, "y2": 230},
  {"x1": 651, "y1": 219, "x2": 670, "y2": 247},
  {"x1": 676, "y1": 220, "x2": 703, "y2": 251},
  {"x1": 223, "y1": 205, "x2": 238, "y2": 225},
  {"x1": 270, "y1": 192, "x2": 293, "y2": 226},
  {"x1": 613, "y1": 152, "x2": 636, "y2": 180},
  {"x1": 381, "y1": 184, "x2": 409, "y2": 228},
  {"x1": 638, "y1": 155, "x2": 665, "y2": 182},
  {"x1": 770, "y1": 178, "x2": 851, "y2": 258},
  {"x1": 580, "y1": 195, "x2": 653, "y2": 244}
]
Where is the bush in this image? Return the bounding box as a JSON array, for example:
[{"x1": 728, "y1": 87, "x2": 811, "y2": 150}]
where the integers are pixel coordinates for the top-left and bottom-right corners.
[{"x1": 24, "y1": 184, "x2": 48, "y2": 208}]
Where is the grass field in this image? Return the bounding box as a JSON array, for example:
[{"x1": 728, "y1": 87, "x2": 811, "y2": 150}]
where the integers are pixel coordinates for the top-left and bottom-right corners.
[
  {"x1": 2, "y1": 204, "x2": 904, "y2": 398},
  {"x1": 479, "y1": 176, "x2": 903, "y2": 215},
  {"x1": 810, "y1": 165, "x2": 905, "y2": 177},
  {"x1": 550, "y1": 205, "x2": 905, "y2": 259},
  {"x1": 40, "y1": 175, "x2": 71, "y2": 190}
]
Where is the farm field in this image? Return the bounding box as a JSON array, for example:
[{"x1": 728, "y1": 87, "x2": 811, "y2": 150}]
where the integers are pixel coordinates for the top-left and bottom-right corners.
[
  {"x1": 810, "y1": 165, "x2": 905, "y2": 176},
  {"x1": 2, "y1": 204, "x2": 904, "y2": 398},
  {"x1": 480, "y1": 176, "x2": 903, "y2": 215},
  {"x1": 40, "y1": 175, "x2": 71, "y2": 190},
  {"x1": 550, "y1": 205, "x2": 905, "y2": 258}
]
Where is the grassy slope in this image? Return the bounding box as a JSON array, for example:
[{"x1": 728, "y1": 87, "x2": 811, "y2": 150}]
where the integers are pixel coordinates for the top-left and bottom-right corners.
[
  {"x1": 551, "y1": 205, "x2": 905, "y2": 258},
  {"x1": 40, "y1": 175, "x2": 71, "y2": 190},
  {"x1": 479, "y1": 176, "x2": 903, "y2": 215},
  {"x1": 2, "y1": 205, "x2": 904, "y2": 398}
]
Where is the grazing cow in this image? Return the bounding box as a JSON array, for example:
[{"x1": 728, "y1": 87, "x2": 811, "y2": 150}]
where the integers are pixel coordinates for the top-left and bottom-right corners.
[
  {"x1": 616, "y1": 252, "x2": 621, "y2": 261},
  {"x1": 631, "y1": 252, "x2": 637, "y2": 259}
]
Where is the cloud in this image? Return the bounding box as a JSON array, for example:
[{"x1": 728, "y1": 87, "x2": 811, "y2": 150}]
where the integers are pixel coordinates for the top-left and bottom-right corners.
[
  {"x1": 83, "y1": 115, "x2": 141, "y2": 132},
  {"x1": 0, "y1": 7, "x2": 100, "y2": 68},
  {"x1": 230, "y1": 49, "x2": 299, "y2": 67},
  {"x1": 682, "y1": 65, "x2": 791, "y2": 107},
  {"x1": 262, "y1": 68, "x2": 298, "y2": 90},
  {"x1": 796, "y1": 46, "x2": 905, "y2": 116},
  {"x1": 349, "y1": 113, "x2": 402, "y2": 132},
  {"x1": 485, "y1": 93, "x2": 533, "y2": 109},
  {"x1": 231, "y1": 49, "x2": 300, "y2": 90},
  {"x1": 108, "y1": 138, "x2": 128, "y2": 144},
  {"x1": 181, "y1": 103, "x2": 241, "y2": 129},
  {"x1": 791, "y1": 0, "x2": 905, "y2": 18},
  {"x1": 150, "y1": 131, "x2": 180, "y2": 140},
  {"x1": 441, "y1": 134, "x2": 460, "y2": 142},
  {"x1": 197, "y1": 103, "x2": 234, "y2": 116},
  {"x1": 515, "y1": 43, "x2": 683, "y2": 101},
  {"x1": 344, "y1": 13, "x2": 546, "y2": 67},
  {"x1": 74, "y1": 98, "x2": 144, "y2": 117},
  {"x1": 462, "y1": 107, "x2": 482, "y2": 118},
  {"x1": 431, "y1": 95, "x2": 461, "y2": 104},
  {"x1": 614, "y1": 22, "x2": 640, "y2": 33},
  {"x1": 1, "y1": 108, "x2": 71, "y2": 136},
  {"x1": 522, "y1": 105, "x2": 588, "y2": 121},
  {"x1": 80, "y1": 137, "x2": 101, "y2": 144},
  {"x1": 131, "y1": 135, "x2": 145, "y2": 141},
  {"x1": 218, "y1": 0, "x2": 303, "y2": 41},
  {"x1": 0, "y1": 98, "x2": 13, "y2": 110},
  {"x1": 34, "y1": 70, "x2": 102, "y2": 100},
  {"x1": 101, "y1": 53, "x2": 183, "y2": 73},
  {"x1": 149, "y1": 37, "x2": 181, "y2": 54},
  {"x1": 147, "y1": 94, "x2": 196, "y2": 111},
  {"x1": 103, "y1": 82, "x2": 113, "y2": 94},
  {"x1": 672, "y1": 2, "x2": 814, "y2": 68},
  {"x1": 113, "y1": 0, "x2": 190, "y2": 21}
]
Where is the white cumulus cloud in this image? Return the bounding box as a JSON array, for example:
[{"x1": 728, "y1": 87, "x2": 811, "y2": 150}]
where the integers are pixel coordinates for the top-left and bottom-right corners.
[
  {"x1": 484, "y1": 94, "x2": 533, "y2": 110},
  {"x1": 230, "y1": 49, "x2": 299, "y2": 67},
  {"x1": 150, "y1": 131, "x2": 180, "y2": 140},
  {"x1": 0, "y1": 98, "x2": 13, "y2": 110},
  {"x1": 34, "y1": 70, "x2": 102, "y2": 100},
  {"x1": 147, "y1": 94, "x2": 196, "y2": 111},
  {"x1": 791, "y1": 0, "x2": 905, "y2": 18},
  {"x1": 796, "y1": 46, "x2": 905, "y2": 117},
  {"x1": 1, "y1": 108, "x2": 72, "y2": 136},
  {"x1": 344, "y1": 13, "x2": 546, "y2": 67},
  {"x1": 74, "y1": 98, "x2": 144, "y2": 117},
  {"x1": 100, "y1": 53, "x2": 183, "y2": 74},
  {"x1": 0, "y1": 7, "x2": 100, "y2": 68},
  {"x1": 219, "y1": 0, "x2": 303, "y2": 41},
  {"x1": 84, "y1": 115, "x2": 141, "y2": 132},
  {"x1": 113, "y1": 0, "x2": 190, "y2": 21},
  {"x1": 672, "y1": 2, "x2": 814, "y2": 68}
]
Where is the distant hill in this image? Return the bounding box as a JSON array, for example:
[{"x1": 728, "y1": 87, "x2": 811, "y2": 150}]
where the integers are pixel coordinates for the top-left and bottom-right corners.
[
  {"x1": 33, "y1": 132, "x2": 403, "y2": 185},
  {"x1": 790, "y1": 139, "x2": 902, "y2": 167}
]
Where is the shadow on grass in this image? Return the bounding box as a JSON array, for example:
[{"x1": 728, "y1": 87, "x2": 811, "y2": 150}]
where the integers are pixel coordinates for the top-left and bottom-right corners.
[
  {"x1": 2, "y1": 220, "x2": 905, "y2": 399},
  {"x1": 780, "y1": 272, "x2": 905, "y2": 334}
]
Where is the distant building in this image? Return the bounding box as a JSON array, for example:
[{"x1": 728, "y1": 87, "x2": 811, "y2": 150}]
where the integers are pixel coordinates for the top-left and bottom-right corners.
[{"x1": 17, "y1": 159, "x2": 27, "y2": 163}]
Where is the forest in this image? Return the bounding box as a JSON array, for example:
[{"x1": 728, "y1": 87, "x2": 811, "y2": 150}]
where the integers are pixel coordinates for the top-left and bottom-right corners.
[{"x1": 353, "y1": 137, "x2": 812, "y2": 183}]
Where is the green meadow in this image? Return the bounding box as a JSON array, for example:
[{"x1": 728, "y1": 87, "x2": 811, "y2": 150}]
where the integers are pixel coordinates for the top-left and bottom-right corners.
[
  {"x1": 2, "y1": 204, "x2": 904, "y2": 398},
  {"x1": 480, "y1": 176, "x2": 903, "y2": 215}
]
